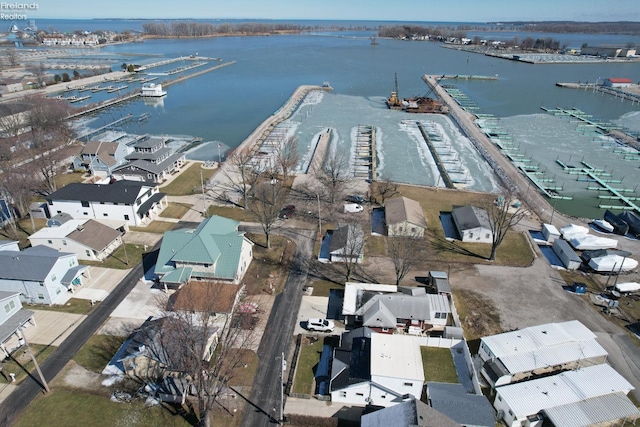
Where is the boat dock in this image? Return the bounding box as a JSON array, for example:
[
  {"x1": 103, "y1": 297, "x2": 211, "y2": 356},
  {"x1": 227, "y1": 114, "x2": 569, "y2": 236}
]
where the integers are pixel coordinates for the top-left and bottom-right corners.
[
  {"x1": 74, "y1": 114, "x2": 134, "y2": 141},
  {"x1": 555, "y1": 82, "x2": 640, "y2": 105},
  {"x1": 417, "y1": 122, "x2": 454, "y2": 188},
  {"x1": 352, "y1": 125, "x2": 377, "y2": 180},
  {"x1": 540, "y1": 107, "x2": 622, "y2": 134},
  {"x1": 306, "y1": 128, "x2": 332, "y2": 175},
  {"x1": 440, "y1": 74, "x2": 499, "y2": 81}
]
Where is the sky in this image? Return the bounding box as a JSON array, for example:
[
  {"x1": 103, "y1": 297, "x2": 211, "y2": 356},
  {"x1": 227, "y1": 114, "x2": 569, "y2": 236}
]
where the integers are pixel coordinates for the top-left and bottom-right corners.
[{"x1": 21, "y1": 0, "x2": 640, "y2": 22}]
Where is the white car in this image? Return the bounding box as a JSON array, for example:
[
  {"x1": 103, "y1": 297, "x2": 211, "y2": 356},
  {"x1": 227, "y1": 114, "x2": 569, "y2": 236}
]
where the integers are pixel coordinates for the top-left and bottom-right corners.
[
  {"x1": 343, "y1": 203, "x2": 364, "y2": 213},
  {"x1": 307, "y1": 318, "x2": 335, "y2": 332}
]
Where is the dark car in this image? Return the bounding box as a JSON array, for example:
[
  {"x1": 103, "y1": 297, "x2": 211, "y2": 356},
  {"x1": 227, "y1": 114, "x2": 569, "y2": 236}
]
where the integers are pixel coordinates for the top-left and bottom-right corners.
[
  {"x1": 345, "y1": 194, "x2": 365, "y2": 204},
  {"x1": 280, "y1": 205, "x2": 295, "y2": 219}
]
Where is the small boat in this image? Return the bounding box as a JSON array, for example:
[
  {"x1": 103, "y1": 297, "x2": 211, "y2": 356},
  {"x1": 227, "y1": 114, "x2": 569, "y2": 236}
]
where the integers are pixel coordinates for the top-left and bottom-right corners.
[
  {"x1": 604, "y1": 210, "x2": 629, "y2": 236},
  {"x1": 592, "y1": 219, "x2": 614, "y2": 233}
]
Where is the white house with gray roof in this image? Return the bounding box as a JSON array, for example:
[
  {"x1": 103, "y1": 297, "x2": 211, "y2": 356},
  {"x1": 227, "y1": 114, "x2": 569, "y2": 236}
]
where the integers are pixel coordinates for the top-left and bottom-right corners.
[
  {"x1": 28, "y1": 218, "x2": 123, "y2": 261},
  {"x1": 385, "y1": 197, "x2": 427, "y2": 237},
  {"x1": 0, "y1": 246, "x2": 89, "y2": 305},
  {"x1": 451, "y1": 205, "x2": 493, "y2": 243},
  {"x1": 0, "y1": 291, "x2": 35, "y2": 358},
  {"x1": 72, "y1": 140, "x2": 133, "y2": 176},
  {"x1": 46, "y1": 179, "x2": 167, "y2": 227},
  {"x1": 111, "y1": 137, "x2": 186, "y2": 184},
  {"x1": 154, "y1": 215, "x2": 253, "y2": 287}
]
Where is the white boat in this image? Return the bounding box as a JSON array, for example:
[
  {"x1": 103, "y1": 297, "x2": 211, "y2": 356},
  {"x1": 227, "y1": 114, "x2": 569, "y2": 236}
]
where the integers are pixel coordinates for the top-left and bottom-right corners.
[
  {"x1": 568, "y1": 234, "x2": 618, "y2": 251},
  {"x1": 592, "y1": 219, "x2": 614, "y2": 233},
  {"x1": 615, "y1": 282, "x2": 640, "y2": 294},
  {"x1": 588, "y1": 255, "x2": 638, "y2": 273},
  {"x1": 140, "y1": 83, "x2": 167, "y2": 97},
  {"x1": 560, "y1": 224, "x2": 589, "y2": 239}
]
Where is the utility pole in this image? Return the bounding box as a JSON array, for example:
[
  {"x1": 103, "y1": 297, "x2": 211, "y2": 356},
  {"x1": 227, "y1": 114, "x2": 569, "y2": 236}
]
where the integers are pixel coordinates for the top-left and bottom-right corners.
[
  {"x1": 317, "y1": 193, "x2": 322, "y2": 238},
  {"x1": 280, "y1": 351, "x2": 286, "y2": 423},
  {"x1": 201, "y1": 169, "x2": 206, "y2": 216},
  {"x1": 19, "y1": 332, "x2": 49, "y2": 393}
]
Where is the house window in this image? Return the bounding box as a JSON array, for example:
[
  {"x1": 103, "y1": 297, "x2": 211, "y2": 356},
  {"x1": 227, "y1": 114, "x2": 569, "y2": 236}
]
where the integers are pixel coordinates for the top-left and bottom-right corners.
[
  {"x1": 403, "y1": 382, "x2": 413, "y2": 387},
  {"x1": 4, "y1": 303, "x2": 12, "y2": 313},
  {"x1": 411, "y1": 227, "x2": 416, "y2": 232},
  {"x1": 469, "y1": 232, "x2": 474, "y2": 239},
  {"x1": 124, "y1": 215, "x2": 129, "y2": 220},
  {"x1": 47, "y1": 200, "x2": 53, "y2": 205},
  {"x1": 86, "y1": 250, "x2": 91, "y2": 257},
  {"x1": 62, "y1": 240, "x2": 67, "y2": 246},
  {"x1": 398, "y1": 226, "x2": 403, "y2": 232},
  {"x1": 103, "y1": 213, "x2": 109, "y2": 217},
  {"x1": 136, "y1": 199, "x2": 141, "y2": 206},
  {"x1": 355, "y1": 393, "x2": 364, "y2": 397},
  {"x1": 57, "y1": 211, "x2": 62, "y2": 214},
  {"x1": 83, "y1": 212, "x2": 88, "y2": 216},
  {"x1": 485, "y1": 234, "x2": 490, "y2": 239},
  {"x1": 81, "y1": 201, "x2": 89, "y2": 208},
  {"x1": 38, "y1": 293, "x2": 44, "y2": 299},
  {"x1": 339, "y1": 391, "x2": 346, "y2": 398},
  {"x1": 382, "y1": 327, "x2": 389, "y2": 332},
  {"x1": 48, "y1": 240, "x2": 53, "y2": 244},
  {"x1": 497, "y1": 395, "x2": 502, "y2": 401},
  {"x1": 100, "y1": 201, "x2": 105, "y2": 204},
  {"x1": 113, "y1": 202, "x2": 118, "y2": 206}
]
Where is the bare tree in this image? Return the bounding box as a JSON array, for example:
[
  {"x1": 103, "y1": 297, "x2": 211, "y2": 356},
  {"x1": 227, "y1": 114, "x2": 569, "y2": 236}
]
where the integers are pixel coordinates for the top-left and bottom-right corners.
[
  {"x1": 315, "y1": 149, "x2": 352, "y2": 205},
  {"x1": 273, "y1": 136, "x2": 299, "y2": 180},
  {"x1": 486, "y1": 190, "x2": 528, "y2": 261},
  {"x1": 139, "y1": 282, "x2": 260, "y2": 427},
  {"x1": 330, "y1": 222, "x2": 365, "y2": 282},
  {"x1": 221, "y1": 150, "x2": 263, "y2": 209},
  {"x1": 4, "y1": 48, "x2": 19, "y2": 67},
  {"x1": 386, "y1": 232, "x2": 426, "y2": 285},
  {"x1": 371, "y1": 175, "x2": 399, "y2": 205},
  {"x1": 247, "y1": 180, "x2": 288, "y2": 249}
]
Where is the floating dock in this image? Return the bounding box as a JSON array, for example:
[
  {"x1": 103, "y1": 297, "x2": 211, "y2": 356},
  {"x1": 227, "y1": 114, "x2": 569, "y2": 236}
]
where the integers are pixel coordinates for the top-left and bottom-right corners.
[
  {"x1": 417, "y1": 122, "x2": 454, "y2": 188},
  {"x1": 352, "y1": 125, "x2": 377, "y2": 180}
]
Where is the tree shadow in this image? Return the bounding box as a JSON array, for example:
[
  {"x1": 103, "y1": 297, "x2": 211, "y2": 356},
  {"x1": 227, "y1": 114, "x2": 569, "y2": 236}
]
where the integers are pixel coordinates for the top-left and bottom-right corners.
[{"x1": 427, "y1": 231, "x2": 487, "y2": 260}]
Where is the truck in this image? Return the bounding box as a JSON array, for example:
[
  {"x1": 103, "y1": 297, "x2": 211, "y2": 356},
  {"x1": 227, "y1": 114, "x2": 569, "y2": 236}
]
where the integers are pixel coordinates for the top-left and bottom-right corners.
[{"x1": 344, "y1": 203, "x2": 364, "y2": 213}]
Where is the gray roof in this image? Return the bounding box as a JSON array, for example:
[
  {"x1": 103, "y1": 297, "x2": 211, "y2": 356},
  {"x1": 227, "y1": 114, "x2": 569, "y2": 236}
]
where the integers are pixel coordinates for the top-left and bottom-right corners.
[
  {"x1": 67, "y1": 219, "x2": 121, "y2": 252},
  {"x1": 543, "y1": 392, "x2": 640, "y2": 427},
  {"x1": 428, "y1": 382, "x2": 495, "y2": 427},
  {"x1": 0, "y1": 246, "x2": 71, "y2": 282},
  {"x1": 339, "y1": 327, "x2": 374, "y2": 351},
  {"x1": 137, "y1": 192, "x2": 166, "y2": 215},
  {"x1": 126, "y1": 146, "x2": 172, "y2": 162},
  {"x1": 0, "y1": 291, "x2": 19, "y2": 301},
  {"x1": 329, "y1": 223, "x2": 364, "y2": 254},
  {"x1": 134, "y1": 137, "x2": 167, "y2": 150},
  {"x1": 385, "y1": 196, "x2": 427, "y2": 228},
  {"x1": 0, "y1": 308, "x2": 34, "y2": 343},
  {"x1": 47, "y1": 180, "x2": 147, "y2": 204},
  {"x1": 451, "y1": 205, "x2": 491, "y2": 231},
  {"x1": 361, "y1": 398, "x2": 462, "y2": 427},
  {"x1": 116, "y1": 152, "x2": 185, "y2": 176},
  {"x1": 362, "y1": 299, "x2": 397, "y2": 328},
  {"x1": 356, "y1": 292, "x2": 448, "y2": 324}
]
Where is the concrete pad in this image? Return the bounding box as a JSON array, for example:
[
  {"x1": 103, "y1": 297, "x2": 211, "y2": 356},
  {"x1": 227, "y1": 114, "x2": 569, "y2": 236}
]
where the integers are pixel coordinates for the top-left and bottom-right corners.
[
  {"x1": 124, "y1": 231, "x2": 163, "y2": 246},
  {"x1": 99, "y1": 317, "x2": 147, "y2": 337},
  {"x1": 294, "y1": 296, "x2": 344, "y2": 335},
  {"x1": 75, "y1": 288, "x2": 109, "y2": 302},
  {"x1": 83, "y1": 266, "x2": 131, "y2": 293},
  {"x1": 109, "y1": 279, "x2": 165, "y2": 320},
  {"x1": 23, "y1": 310, "x2": 87, "y2": 347},
  {"x1": 285, "y1": 397, "x2": 363, "y2": 419}
]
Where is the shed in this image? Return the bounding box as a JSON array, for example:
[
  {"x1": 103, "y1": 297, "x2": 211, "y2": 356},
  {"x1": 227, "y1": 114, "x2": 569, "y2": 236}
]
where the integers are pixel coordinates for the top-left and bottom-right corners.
[
  {"x1": 552, "y1": 239, "x2": 581, "y2": 270},
  {"x1": 429, "y1": 271, "x2": 451, "y2": 295},
  {"x1": 541, "y1": 223, "x2": 560, "y2": 242},
  {"x1": 451, "y1": 206, "x2": 492, "y2": 243}
]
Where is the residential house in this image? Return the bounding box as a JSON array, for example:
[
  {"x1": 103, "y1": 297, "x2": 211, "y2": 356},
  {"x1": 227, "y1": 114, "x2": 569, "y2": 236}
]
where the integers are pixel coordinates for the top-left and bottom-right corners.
[
  {"x1": 0, "y1": 246, "x2": 89, "y2": 305},
  {"x1": 111, "y1": 137, "x2": 186, "y2": 183},
  {"x1": 426, "y1": 382, "x2": 496, "y2": 427},
  {"x1": 385, "y1": 197, "x2": 427, "y2": 237},
  {"x1": 154, "y1": 215, "x2": 254, "y2": 287},
  {"x1": 0, "y1": 239, "x2": 19, "y2": 252},
  {"x1": 46, "y1": 179, "x2": 167, "y2": 227},
  {"x1": 451, "y1": 205, "x2": 493, "y2": 243},
  {"x1": 479, "y1": 320, "x2": 608, "y2": 387},
  {"x1": 28, "y1": 218, "x2": 123, "y2": 261},
  {"x1": 72, "y1": 141, "x2": 133, "y2": 176},
  {"x1": 330, "y1": 332, "x2": 424, "y2": 407},
  {"x1": 342, "y1": 282, "x2": 451, "y2": 334},
  {"x1": 0, "y1": 291, "x2": 35, "y2": 358},
  {"x1": 0, "y1": 79, "x2": 23, "y2": 94},
  {"x1": 361, "y1": 397, "x2": 462, "y2": 427},
  {"x1": 494, "y1": 364, "x2": 636, "y2": 427},
  {"x1": 329, "y1": 223, "x2": 365, "y2": 263}
]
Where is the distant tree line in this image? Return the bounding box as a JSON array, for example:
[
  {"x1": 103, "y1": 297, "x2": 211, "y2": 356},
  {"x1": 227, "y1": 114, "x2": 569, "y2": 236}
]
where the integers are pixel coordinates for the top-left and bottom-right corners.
[
  {"x1": 142, "y1": 22, "x2": 309, "y2": 37},
  {"x1": 378, "y1": 25, "x2": 467, "y2": 40},
  {"x1": 490, "y1": 21, "x2": 640, "y2": 36}
]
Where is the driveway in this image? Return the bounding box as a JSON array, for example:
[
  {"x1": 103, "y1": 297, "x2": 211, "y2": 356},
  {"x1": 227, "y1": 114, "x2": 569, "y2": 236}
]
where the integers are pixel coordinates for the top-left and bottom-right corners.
[
  {"x1": 99, "y1": 279, "x2": 165, "y2": 336},
  {"x1": 23, "y1": 311, "x2": 87, "y2": 347},
  {"x1": 294, "y1": 296, "x2": 345, "y2": 336}
]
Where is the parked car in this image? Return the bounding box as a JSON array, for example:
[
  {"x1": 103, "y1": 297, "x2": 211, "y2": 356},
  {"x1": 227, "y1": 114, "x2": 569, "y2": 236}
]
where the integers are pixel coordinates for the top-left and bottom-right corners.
[
  {"x1": 345, "y1": 194, "x2": 365, "y2": 204},
  {"x1": 306, "y1": 318, "x2": 335, "y2": 332},
  {"x1": 344, "y1": 203, "x2": 364, "y2": 213},
  {"x1": 279, "y1": 205, "x2": 295, "y2": 219}
]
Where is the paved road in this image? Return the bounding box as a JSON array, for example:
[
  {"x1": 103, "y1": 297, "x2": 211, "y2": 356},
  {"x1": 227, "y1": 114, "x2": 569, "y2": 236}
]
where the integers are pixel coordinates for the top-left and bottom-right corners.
[
  {"x1": 0, "y1": 253, "x2": 149, "y2": 426},
  {"x1": 240, "y1": 225, "x2": 315, "y2": 427}
]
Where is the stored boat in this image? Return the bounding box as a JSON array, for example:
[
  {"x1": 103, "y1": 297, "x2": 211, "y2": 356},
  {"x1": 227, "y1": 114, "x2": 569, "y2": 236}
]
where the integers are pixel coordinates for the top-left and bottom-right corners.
[
  {"x1": 618, "y1": 211, "x2": 640, "y2": 238},
  {"x1": 140, "y1": 83, "x2": 167, "y2": 97},
  {"x1": 604, "y1": 210, "x2": 629, "y2": 235},
  {"x1": 592, "y1": 219, "x2": 614, "y2": 233}
]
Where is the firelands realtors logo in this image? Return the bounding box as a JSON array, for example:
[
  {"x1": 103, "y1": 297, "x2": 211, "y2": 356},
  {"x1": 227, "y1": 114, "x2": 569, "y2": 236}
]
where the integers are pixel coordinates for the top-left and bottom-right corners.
[{"x1": 1, "y1": 2, "x2": 38, "y2": 20}]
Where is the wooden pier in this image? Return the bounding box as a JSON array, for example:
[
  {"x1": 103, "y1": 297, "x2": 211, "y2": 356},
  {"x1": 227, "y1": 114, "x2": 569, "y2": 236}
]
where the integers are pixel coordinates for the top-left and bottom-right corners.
[
  {"x1": 417, "y1": 122, "x2": 454, "y2": 189},
  {"x1": 352, "y1": 125, "x2": 377, "y2": 180}
]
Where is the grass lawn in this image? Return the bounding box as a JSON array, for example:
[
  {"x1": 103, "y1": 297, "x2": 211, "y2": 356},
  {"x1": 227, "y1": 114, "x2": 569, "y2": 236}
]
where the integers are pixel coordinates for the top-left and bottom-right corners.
[
  {"x1": 309, "y1": 279, "x2": 342, "y2": 297},
  {"x1": 24, "y1": 298, "x2": 95, "y2": 315},
  {"x1": 421, "y1": 347, "x2": 459, "y2": 384},
  {"x1": 292, "y1": 337, "x2": 322, "y2": 395},
  {"x1": 366, "y1": 235, "x2": 386, "y2": 257},
  {"x1": 227, "y1": 349, "x2": 259, "y2": 387},
  {"x1": 206, "y1": 205, "x2": 256, "y2": 222},
  {"x1": 243, "y1": 233, "x2": 295, "y2": 295},
  {"x1": 160, "y1": 162, "x2": 216, "y2": 196},
  {"x1": 0, "y1": 344, "x2": 56, "y2": 385},
  {"x1": 160, "y1": 202, "x2": 193, "y2": 219},
  {"x1": 55, "y1": 172, "x2": 86, "y2": 188},
  {"x1": 453, "y1": 289, "x2": 503, "y2": 341},
  {"x1": 0, "y1": 218, "x2": 47, "y2": 248},
  {"x1": 74, "y1": 335, "x2": 127, "y2": 373},
  {"x1": 81, "y1": 243, "x2": 147, "y2": 269},
  {"x1": 130, "y1": 220, "x2": 175, "y2": 234},
  {"x1": 14, "y1": 389, "x2": 192, "y2": 427}
]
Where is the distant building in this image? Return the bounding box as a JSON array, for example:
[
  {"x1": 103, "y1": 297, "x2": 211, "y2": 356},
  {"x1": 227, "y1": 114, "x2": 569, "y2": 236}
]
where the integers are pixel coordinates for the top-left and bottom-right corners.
[
  {"x1": 581, "y1": 46, "x2": 636, "y2": 58},
  {"x1": 385, "y1": 197, "x2": 427, "y2": 237},
  {"x1": 0, "y1": 79, "x2": 23, "y2": 94},
  {"x1": 603, "y1": 77, "x2": 634, "y2": 88},
  {"x1": 451, "y1": 205, "x2": 492, "y2": 243}
]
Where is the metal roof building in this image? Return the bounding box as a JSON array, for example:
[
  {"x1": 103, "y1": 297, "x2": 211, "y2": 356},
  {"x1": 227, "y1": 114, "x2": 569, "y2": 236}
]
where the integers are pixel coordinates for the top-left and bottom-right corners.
[
  {"x1": 543, "y1": 392, "x2": 640, "y2": 427},
  {"x1": 479, "y1": 320, "x2": 608, "y2": 386},
  {"x1": 494, "y1": 364, "x2": 635, "y2": 427}
]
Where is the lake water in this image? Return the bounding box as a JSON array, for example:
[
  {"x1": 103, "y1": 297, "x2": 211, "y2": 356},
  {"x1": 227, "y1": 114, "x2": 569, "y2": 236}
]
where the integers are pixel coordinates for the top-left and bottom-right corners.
[{"x1": 16, "y1": 20, "x2": 640, "y2": 217}]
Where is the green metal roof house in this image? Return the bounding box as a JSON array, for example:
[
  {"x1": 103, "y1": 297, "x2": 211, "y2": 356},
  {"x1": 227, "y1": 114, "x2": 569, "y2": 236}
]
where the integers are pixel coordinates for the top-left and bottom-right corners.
[{"x1": 154, "y1": 216, "x2": 253, "y2": 287}]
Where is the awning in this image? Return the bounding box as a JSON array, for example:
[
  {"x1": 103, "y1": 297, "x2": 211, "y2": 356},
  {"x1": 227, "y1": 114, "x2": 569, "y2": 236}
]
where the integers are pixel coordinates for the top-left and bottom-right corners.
[
  {"x1": 61, "y1": 265, "x2": 89, "y2": 286},
  {"x1": 137, "y1": 192, "x2": 166, "y2": 215},
  {"x1": 0, "y1": 309, "x2": 34, "y2": 343}
]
